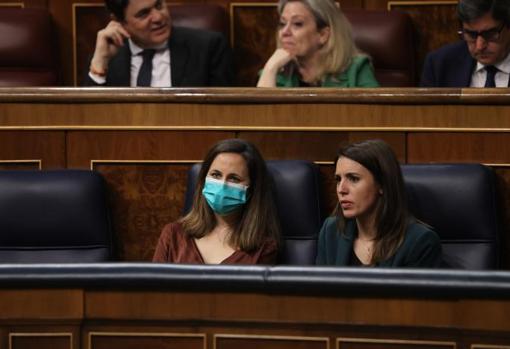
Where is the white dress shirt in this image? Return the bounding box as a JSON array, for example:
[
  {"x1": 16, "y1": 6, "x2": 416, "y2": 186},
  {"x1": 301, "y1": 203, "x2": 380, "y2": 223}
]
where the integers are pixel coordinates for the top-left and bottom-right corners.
[
  {"x1": 88, "y1": 39, "x2": 172, "y2": 87},
  {"x1": 470, "y1": 51, "x2": 510, "y2": 87}
]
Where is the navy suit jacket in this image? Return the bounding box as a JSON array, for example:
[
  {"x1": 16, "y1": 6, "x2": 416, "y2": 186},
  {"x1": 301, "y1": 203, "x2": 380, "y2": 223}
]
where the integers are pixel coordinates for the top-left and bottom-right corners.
[
  {"x1": 420, "y1": 40, "x2": 510, "y2": 87},
  {"x1": 420, "y1": 41, "x2": 476, "y2": 87},
  {"x1": 83, "y1": 26, "x2": 233, "y2": 87}
]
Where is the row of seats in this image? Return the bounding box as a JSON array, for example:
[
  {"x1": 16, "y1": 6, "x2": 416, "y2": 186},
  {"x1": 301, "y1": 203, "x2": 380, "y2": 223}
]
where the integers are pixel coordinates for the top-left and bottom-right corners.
[
  {"x1": 0, "y1": 162, "x2": 501, "y2": 269},
  {"x1": 186, "y1": 162, "x2": 501, "y2": 269},
  {"x1": 0, "y1": 6, "x2": 415, "y2": 86}
]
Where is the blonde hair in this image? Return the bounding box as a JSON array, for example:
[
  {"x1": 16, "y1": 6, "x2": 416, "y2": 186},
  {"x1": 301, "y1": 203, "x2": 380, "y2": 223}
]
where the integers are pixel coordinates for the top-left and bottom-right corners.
[{"x1": 277, "y1": 0, "x2": 362, "y2": 80}]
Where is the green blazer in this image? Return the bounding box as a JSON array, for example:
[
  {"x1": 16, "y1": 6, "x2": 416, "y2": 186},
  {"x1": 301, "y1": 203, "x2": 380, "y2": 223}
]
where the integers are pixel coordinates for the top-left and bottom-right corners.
[
  {"x1": 276, "y1": 55, "x2": 379, "y2": 87},
  {"x1": 316, "y1": 217, "x2": 442, "y2": 267}
]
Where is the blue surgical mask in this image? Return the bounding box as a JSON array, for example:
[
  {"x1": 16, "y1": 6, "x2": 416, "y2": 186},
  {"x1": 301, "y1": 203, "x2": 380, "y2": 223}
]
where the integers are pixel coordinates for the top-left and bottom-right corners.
[{"x1": 202, "y1": 177, "x2": 248, "y2": 215}]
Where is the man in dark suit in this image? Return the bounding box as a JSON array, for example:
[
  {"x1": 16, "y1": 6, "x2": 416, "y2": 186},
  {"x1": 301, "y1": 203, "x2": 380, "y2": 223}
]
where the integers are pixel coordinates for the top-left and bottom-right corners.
[
  {"x1": 84, "y1": 0, "x2": 233, "y2": 87},
  {"x1": 421, "y1": 0, "x2": 510, "y2": 87}
]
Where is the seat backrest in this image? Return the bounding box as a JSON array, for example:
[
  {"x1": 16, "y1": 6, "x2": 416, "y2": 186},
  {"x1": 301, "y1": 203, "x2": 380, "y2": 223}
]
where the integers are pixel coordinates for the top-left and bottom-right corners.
[
  {"x1": 0, "y1": 170, "x2": 114, "y2": 263},
  {"x1": 401, "y1": 164, "x2": 500, "y2": 269},
  {"x1": 183, "y1": 160, "x2": 322, "y2": 265},
  {"x1": 0, "y1": 8, "x2": 59, "y2": 86},
  {"x1": 170, "y1": 4, "x2": 229, "y2": 37},
  {"x1": 345, "y1": 10, "x2": 416, "y2": 87}
]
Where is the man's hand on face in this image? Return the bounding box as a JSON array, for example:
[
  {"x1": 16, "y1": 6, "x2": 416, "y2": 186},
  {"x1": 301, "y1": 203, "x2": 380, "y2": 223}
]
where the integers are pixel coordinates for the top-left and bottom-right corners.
[{"x1": 90, "y1": 20, "x2": 131, "y2": 75}]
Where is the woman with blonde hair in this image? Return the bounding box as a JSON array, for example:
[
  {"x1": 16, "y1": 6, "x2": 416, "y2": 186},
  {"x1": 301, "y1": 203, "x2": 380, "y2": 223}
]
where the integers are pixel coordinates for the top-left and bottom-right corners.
[
  {"x1": 153, "y1": 139, "x2": 280, "y2": 264},
  {"x1": 257, "y1": 0, "x2": 379, "y2": 87}
]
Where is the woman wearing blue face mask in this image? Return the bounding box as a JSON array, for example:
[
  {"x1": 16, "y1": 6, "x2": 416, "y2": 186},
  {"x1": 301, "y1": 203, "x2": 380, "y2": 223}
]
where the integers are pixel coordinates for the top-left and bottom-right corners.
[{"x1": 153, "y1": 139, "x2": 281, "y2": 264}]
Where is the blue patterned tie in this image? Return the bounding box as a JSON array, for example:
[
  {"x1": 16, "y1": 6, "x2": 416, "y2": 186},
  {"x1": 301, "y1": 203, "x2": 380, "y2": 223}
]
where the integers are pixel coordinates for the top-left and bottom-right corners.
[
  {"x1": 484, "y1": 65, "x2": 499, "y2": 88},
  {"x1": 136, "y1": 49, "x2": 156, "y2": 87}
]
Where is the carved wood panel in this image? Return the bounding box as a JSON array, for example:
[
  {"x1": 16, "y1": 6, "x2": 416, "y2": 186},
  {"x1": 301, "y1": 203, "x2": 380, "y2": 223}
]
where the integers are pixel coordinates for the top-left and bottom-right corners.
[
  {"x1": 94, "y1": 163, "x2": 190, "y2": 261},
  {"x1": 231, "y1": 3, "x2": 278, "y2": 86},
  {"x1": 388, "y1": 1, "x2": 458, "y2": 82}
]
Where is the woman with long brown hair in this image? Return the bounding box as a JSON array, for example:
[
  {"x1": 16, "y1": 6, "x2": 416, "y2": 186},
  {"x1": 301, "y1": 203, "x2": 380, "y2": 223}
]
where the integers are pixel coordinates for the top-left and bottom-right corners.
[
  {"x1": 153, "y1": 139, "x2": 280, "y2": 264},
  {"x1": 316, "y1": 139, "x2": 441, "y2": 267}
]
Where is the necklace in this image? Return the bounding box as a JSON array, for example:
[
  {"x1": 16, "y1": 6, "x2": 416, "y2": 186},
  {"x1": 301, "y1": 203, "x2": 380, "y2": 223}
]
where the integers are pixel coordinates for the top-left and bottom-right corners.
[{"x1": 354, "y1": 238, "x2": 374, "y2": 264}]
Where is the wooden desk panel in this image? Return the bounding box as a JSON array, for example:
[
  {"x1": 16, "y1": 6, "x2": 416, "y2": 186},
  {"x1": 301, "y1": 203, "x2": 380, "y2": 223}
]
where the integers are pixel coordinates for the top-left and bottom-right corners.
[
  {"x1": 0, "y1": 88, "x2": 509, "y2": 130},
  {"x1": 66, "y1": 131, "x2": 233, "y2": 168},
  {"x1": 9, "y1": 332, "x2": 74, "y2": 349},
  {"x1": 2, "y1": 102, "x2": 510, "y2": 130},
  {"x1": 85, "y1": 290, "x2": 458, "y2": 328},
  {"x1": 0, "y1": 131, "x2": 65, "y2": 170},
  {"x1": 81, "y1": 289, "x2": 510, "y2": 347},
  {"x1": 237, "y1": 132, "x2": 406, "y2": 162},
  {"x1": 0, "y1": 289, "x2": 83, "y2": 320}
]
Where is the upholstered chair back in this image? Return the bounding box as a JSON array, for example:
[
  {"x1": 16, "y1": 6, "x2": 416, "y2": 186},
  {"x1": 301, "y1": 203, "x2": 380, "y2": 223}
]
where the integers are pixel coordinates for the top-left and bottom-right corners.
[
  {"x1": 402, "y1": 164, "x2": 500, "y2": 269},
  {"x1": 0, "y1": 170, "x2": 114, "y2": 262},
  {"x1": 170, "y1": 4, "x2": 229, "y2": 38},
  {"x1": 0, "y1": 8, "x2": 59, "y2": 86},
  {"x1": 346, "y1": 10, "x2": 417, "y2": 87}
]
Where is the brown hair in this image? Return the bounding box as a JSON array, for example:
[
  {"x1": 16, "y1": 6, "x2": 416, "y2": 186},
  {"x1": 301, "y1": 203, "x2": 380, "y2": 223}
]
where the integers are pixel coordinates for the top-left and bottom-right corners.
[
  {"x1": 334, "y1": 139, "x2": 409, "y2": 264},
  {"x1": 180, "y1": 139, "x2": 280, "y2": 251}
]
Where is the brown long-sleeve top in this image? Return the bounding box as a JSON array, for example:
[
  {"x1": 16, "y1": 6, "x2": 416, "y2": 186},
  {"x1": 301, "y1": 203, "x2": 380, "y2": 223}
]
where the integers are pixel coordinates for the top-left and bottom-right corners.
[{"x1": 152, "y1": 222, "x2": 278, "y2": 264}]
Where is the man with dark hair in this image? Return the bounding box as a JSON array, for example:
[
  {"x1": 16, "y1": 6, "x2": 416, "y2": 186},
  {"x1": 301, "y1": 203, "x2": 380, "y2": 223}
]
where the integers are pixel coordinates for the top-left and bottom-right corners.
[
  {"x1": 421, "y1": 0, "x2": 510, "y2": 87},
  {"x1": 84, "y1": 0, "x2": 233, "y2": 87}
]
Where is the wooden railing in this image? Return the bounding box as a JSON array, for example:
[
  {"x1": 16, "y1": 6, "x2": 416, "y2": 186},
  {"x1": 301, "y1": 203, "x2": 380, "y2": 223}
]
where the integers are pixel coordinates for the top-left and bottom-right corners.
[{"x1": 0, "y1": 264, "x2": 510, "y2": 349}]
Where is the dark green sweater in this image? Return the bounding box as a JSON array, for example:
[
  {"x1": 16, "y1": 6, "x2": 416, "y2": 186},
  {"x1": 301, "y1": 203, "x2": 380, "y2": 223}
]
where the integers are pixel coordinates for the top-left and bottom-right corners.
[{"x1": 316, "y1": 217, "x2": 442, "y2": 267}]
